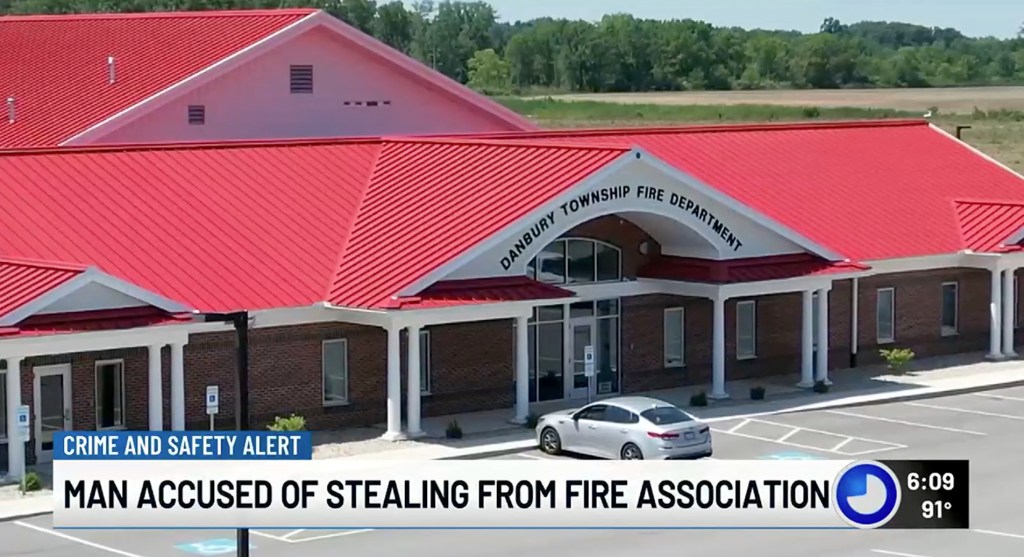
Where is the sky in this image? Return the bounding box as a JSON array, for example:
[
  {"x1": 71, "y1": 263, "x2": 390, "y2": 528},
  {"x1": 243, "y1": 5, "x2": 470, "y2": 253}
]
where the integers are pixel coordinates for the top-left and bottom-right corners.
[{"x1": 480, "y1": 0, "x2": 1022, "y2": 39}]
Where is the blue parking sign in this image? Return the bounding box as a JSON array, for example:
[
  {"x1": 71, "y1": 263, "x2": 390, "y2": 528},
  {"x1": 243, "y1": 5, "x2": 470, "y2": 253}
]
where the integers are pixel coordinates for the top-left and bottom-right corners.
[{"x1": 176, "y1": 539, "x2": 254, "y2": 556}]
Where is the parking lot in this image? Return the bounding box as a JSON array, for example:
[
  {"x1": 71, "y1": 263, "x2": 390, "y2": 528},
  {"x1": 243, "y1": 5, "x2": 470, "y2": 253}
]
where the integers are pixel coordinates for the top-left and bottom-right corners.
[{"x1": 5, "y1": 387, "x2": 1024, "y2": 557}]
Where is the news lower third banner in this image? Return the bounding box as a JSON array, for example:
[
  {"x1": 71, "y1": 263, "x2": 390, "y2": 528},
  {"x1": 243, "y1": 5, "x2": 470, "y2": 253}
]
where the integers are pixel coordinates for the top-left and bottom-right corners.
[{"x1": 52, "y1": 432, "x2": 969, "y2": 530}]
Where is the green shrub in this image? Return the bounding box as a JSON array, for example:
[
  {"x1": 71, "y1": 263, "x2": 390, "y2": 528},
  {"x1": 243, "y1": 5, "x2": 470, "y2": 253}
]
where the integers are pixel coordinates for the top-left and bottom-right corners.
[
  {"x1": 267, "y1": 414, "x2": 306, "y2": 431},
  {"x1": 690, "y1": 392, "x2": 709, "y2": 407},
  {"x1": 880, "y1": 348, "x2": 915, "y2": 374},
  {"x1": 446, "y1": 419, "x2": 463, "y2": 439},
  {"x1": 750, "y1": 386, "x2": 766, "y2": 400},
  {"x1": 21, "y1": 471, "x2": 42, "y2": 493},
  {"x1": 812, "y1": 380, "x2": 830, "y2": 394}
]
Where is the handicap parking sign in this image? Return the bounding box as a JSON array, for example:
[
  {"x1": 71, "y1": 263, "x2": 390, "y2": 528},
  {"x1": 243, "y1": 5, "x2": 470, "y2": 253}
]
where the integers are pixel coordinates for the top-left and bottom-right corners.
[
  {"x1": 759, "y1": 451, "x2": 823, "y2": 460},
  {"x1": 176, "y1": 539, "x2": 255, "y2": 556}
]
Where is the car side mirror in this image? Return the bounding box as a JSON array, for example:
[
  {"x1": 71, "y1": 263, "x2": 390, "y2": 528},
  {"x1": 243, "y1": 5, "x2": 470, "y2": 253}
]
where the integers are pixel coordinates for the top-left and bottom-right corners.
[{"x1": 571, "y1": 412, "x2": 580, "y2": 421}]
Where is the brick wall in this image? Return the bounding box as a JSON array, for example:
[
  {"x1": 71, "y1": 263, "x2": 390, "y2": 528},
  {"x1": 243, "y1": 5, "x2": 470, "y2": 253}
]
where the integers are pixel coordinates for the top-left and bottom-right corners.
[{"x1": 853, "y1": 268, "x2": 990, "y2": 366}]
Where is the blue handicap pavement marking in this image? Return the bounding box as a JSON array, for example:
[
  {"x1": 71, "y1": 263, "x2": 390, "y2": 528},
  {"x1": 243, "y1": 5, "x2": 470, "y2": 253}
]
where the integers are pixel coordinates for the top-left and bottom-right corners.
[
  {"x1": 176, "y1": 539, "x2": 256, "y2": 556},
  {"x1": 759, "y1": 451, "x2": 824, "y2": 460}
]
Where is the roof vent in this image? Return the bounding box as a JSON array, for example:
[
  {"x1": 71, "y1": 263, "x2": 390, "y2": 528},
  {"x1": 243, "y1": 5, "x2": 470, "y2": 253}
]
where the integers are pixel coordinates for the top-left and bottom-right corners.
[
  {"x1": 6, "y1": 97, "x2": 14, "y2": 124},
  {"x1": 108, "y1": 56, "x2": 116, "y2": 84}
]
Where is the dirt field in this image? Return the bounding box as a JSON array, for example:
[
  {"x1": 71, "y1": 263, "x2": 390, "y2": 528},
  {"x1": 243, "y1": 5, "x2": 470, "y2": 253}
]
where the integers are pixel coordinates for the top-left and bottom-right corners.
[{"x1": 549, "y1": 86, "x2": 1024, "y2": 114}]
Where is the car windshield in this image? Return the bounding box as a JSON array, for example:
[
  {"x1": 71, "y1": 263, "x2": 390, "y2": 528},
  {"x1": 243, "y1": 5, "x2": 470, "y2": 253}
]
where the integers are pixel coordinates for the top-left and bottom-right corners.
[{"x1": 640, "y1": 406, "x2": 693, "y2": 425}]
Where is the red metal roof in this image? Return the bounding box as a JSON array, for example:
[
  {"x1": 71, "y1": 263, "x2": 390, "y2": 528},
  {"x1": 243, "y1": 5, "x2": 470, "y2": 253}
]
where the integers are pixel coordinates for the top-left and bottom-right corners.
[
  {"x1": 953, "y1": 200, "x2": 1024, "y2": 253},
  {"x1": 3, "y1": 119, "x2": 1024, "y2": 318},
  {"x1": 385, "y1": 277, "x2": 576, "y2": 309},
  {"x1": 0, "y1": 9, "x2": 314, "y2": 148},
  {"x1": 0, "y1": 140, "x2": 381, "y2": 311},
  {"x1": 454, "y1": 120, "x2": 1024, "y2": 260},
  {"x1": 327, "y1": 139, "x2": 627, "y2": 308},
  {"x1": 639, "y1": 254, "x2": 869, "y2": 284},
  {"x1": 0, "y1": 257, "x2": 86, "y2": 318},
  {"x1": 0, "y1": 307, "x2": 193, "y2": 337}
]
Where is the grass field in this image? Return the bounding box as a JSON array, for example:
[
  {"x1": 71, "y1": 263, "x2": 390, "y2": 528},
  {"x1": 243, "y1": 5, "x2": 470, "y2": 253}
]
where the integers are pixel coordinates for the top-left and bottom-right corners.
[{"x1": 499, "y1": 87, "x2": 1024, "y2": 172}]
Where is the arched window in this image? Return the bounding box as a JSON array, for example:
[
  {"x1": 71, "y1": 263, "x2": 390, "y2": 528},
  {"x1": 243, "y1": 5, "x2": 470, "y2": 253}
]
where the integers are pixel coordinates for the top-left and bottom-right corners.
[{"x1": 526, "y1": 238, "x2": 622, "y2": 285}]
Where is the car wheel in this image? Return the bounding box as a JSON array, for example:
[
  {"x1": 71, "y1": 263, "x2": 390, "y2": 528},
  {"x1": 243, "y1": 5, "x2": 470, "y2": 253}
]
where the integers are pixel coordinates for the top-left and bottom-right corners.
[
  {"x1": 621, "y1": 443, "x2": 644, "y2": 460},
  {"x1": 539, "y1": 427, "x2": 562, "y2": 455}
]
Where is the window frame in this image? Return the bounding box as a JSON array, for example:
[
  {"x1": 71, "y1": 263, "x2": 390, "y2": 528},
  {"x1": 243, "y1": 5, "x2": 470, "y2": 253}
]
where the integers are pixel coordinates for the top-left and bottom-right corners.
[
  {"x1": 663, "y1": 307, "x2": 686, "y2": 368},
  {"x1": 940, "y1": 281, "x2": 959, "y2": 337},
  {"x1": 94, "y1": 359, "x2": 127, "y2": 430},
  {"x1": 735, "y1": 300, "x2": 757, "y2": 360},
  {"x1": 1016, "y1": 275, "x2": 1020, "y2": 329},
  {"x1": 419, "y1": 329, "x2": 431, "y2": 395},
  {"x1": 528, "y1": 238, "x2": 622, "y2": 286},
  {"x1": 876, "y1": 287, "x2": 896, "y2": 344},
  {"x1": 0, "y1": 371, "x2": 6, "y2": 442},
  {"x1": 322, "y1": 339, "x2": 350, "y2": 406}
]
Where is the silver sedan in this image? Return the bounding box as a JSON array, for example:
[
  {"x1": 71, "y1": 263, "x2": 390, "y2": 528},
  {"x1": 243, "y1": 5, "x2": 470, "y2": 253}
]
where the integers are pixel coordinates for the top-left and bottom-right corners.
[{"x1": 535, "y1": 396, "x2": 713, "y2": 460}]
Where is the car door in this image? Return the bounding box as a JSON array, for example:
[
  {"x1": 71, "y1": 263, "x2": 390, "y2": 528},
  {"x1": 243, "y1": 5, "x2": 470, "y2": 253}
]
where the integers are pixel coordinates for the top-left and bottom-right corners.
[
  {"x1": 597, "y1": 405, "x2": 637, "y2": 457},
  {"x1": 570, "y1": 404, "x2": 608, "y2": 456}
]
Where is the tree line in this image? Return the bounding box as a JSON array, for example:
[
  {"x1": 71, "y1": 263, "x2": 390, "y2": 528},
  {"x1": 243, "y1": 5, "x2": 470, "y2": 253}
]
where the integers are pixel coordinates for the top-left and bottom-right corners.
[{"x1": 4, "y1": 0, "x2": 1024, "y2": 94}]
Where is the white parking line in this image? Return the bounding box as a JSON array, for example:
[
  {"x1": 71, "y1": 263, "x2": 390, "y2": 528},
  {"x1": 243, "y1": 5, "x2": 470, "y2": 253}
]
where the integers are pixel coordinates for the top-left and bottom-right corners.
[
  {"x1": 517, "y1": 453, "x2": 549, "y2": 460},
  {"x1": 973, "y1": 393, "x2": 1024, "y2": 403},
  {"x1": 289, "y1": 530, "x2": 375, "y2": 543},
  {"x1": 871, "y1": 549, "x2": 932, "y2": 557},
  {"x1": 282, "y1": 529, "x2": 305, "y2": 539},
  {"x1": 14, "y1": 521, "x2": 146, "y2": 557},
  {"x1": 250, "y1": 530, "x2": 291, "y2": 542},
  {"x1": 973, "y1": 528, "x2": 1024, "y2": 540},
  {"x1": 905, "y1": 402, "x2": 1024, "y2": 420},
  {"x1": 712, "y1": 418, "x2": 905, "y2": 456},
  {"x1": 825, "y1": 410, "x2": 987, "y2": 435}
]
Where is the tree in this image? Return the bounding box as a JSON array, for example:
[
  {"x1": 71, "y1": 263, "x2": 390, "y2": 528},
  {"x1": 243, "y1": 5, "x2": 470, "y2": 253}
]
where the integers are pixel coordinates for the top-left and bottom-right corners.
[
  {"x1": 373, "y1": 1, "x2": 413, "y2": 52},
  {"x1": 466, "y1": 48, "x2": 511, "y2": 94}
]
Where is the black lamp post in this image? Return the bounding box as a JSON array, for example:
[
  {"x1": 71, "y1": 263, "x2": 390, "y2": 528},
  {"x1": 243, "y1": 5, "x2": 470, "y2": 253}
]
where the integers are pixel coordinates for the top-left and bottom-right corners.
[{"x1": 201, "y1": 311, "x2": 250, "y2": 557}]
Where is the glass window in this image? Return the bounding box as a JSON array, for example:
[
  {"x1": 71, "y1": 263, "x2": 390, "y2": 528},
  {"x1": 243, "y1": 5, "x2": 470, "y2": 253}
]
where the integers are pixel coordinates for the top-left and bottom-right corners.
[
  {"x1": 419, "y1": 330, "x2": 431, "y2": 393},
  {"x1": 527, "y1": 325, "x2": 537, "y2": 402},
  {"x1": 566, "y1": 239, "x2": 596, "y2": 283},
  {"x1": 595, "y1": 242, "x2": 621, "y2": 281},
  {"x1": 95, "y1": 361, "x2": 125, "y2": 429},
  {"x1": 877, "y1": 288, "x2": 895, "y2": 343},
  {"x1": 323, "y1": 340, "x2": 349, "y2": 405},
  {"x1": 0, "y1": 373, "x2": 6, "y2": 440},
  {"x1": 535, "y1": 241, "x2": 566, "y2": 284},
  {"x1": 536, "y1": 322, "x2": 564, "y2": 402},
  {"x1": 1016, "y1": 276, "x2": 1020, "y2": 329},
  {"x1": 812, "y1": 292, "x2": 820, "y2": 350},
  {"x1": 534, "y1": 304, "x2": 564, "y2": 322},
  {"x1": 597, "y1": 299, "x2": 619, "y2": 316},
  {"x1": 640, "y1": 406, "x2": 694, "y2": 425},
  {"x1": 605, "y1": 405, "x2": 637, "y2": 424},
  {"x1": 576, "y1": 404, "x2": 607, "y2": 421},
  {"x1": 736, "y1": 301, "x2": 757, "y2": 359},
  {"x1": 941, "y1": 282, "x2": 958, "y2": 336},
  {"x1": 663, "y1": 308, "x2": 685, "y2": 367},
  {"x1": 570, "y1": 300, "x2": 595, "y2": 319}
]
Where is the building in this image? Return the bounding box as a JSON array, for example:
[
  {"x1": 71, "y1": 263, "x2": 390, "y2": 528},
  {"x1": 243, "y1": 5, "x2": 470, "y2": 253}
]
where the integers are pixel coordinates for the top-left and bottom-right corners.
[
  {"x1": 3, "y1": 119, "x2": 1024, "y2": 477},
  {"x1": 0, "y1": 9, "x2": 533, "y2": 149}
]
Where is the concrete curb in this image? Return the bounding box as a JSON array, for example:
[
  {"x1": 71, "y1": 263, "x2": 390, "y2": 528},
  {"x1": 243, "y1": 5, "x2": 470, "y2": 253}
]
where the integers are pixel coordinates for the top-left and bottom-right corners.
[{"x1": 0, "y1": 510, "x2": 52, "y2": 523}]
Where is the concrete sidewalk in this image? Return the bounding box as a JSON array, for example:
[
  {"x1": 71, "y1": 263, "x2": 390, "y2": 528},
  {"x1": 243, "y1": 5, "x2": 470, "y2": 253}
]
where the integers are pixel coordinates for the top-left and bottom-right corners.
[{"x1": 5, "y1": 350, "x2": 1024, "y2": 522}]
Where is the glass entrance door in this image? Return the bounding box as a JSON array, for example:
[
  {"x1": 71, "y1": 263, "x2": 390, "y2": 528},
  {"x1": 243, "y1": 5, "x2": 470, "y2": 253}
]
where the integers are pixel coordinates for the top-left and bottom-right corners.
[
  {"x1": 34, "y1": 364, "x2": 72, "y2": 463},
  {"x1": 568, "y1": 318, "x2": 596, "y2": 400}
]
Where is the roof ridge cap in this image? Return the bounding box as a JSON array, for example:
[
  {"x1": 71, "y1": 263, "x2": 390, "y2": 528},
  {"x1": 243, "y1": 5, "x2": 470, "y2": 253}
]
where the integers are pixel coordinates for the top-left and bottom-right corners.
[
  {"x1": 0, "y1": 136, "x2": 384, "y2": 158},
  {"x1": 0, "y1": 9, "x2": 319, "y2": 23},
  {"x1": 954, "y1": 198, "x2": 1024, "y2": 207},
  {"x1": 380, "y1": 136, "x2": 630, "y2": 152}
]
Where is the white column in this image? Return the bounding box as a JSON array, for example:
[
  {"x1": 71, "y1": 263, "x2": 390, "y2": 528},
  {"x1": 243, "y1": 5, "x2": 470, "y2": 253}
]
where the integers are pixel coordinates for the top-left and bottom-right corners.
[
  {"x1": 406, "y1": 325, "x2": 424, "y2": 438},
  {"x1": 710, "y1": 296, "x2": 728, "y2": 399},
  {"x1": 170, "y1": 343, "x2": 186, "y2": 431},
  {"x1": 382, "y1": 326, "x2": 403, "y2": 441},
  {"x1": 798, "y1": 290, "x2": 815, "y2": 388},
  {"x1": 5, "y1": 357, "x2": 24, "y2": 481},
  {"x1": 147, "y1": 345, "x2": 163, "y2": 431},
  {"x1": 1003, "y1": 269, "x2": 1017, "y2": 357},
  {"x1": 815, "y1": 288, "x2": 831, "y2": 384},
  {"x1": 512, "y1": 315, "x2": 530, "y2": 424},
  {"x1": 988, "y1": 268, "x2": 1004, "y2": 360}
]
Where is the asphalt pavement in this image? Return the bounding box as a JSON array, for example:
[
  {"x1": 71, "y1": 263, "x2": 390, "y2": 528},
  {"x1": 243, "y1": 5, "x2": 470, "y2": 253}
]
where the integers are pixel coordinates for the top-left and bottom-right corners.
[{"x1": 5, "y1": 387, "x2": 1024, "y2": 557}]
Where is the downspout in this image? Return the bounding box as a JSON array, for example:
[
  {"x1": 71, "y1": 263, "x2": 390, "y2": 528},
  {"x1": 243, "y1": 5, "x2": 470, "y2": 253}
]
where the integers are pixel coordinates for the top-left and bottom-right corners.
[{"x1": 850, "y1": 277, "x2": 859, "y2": 368}]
